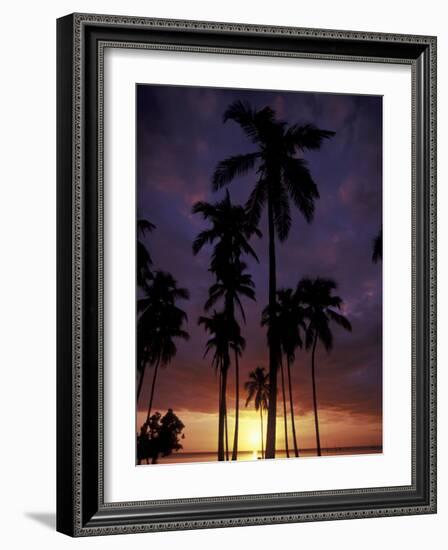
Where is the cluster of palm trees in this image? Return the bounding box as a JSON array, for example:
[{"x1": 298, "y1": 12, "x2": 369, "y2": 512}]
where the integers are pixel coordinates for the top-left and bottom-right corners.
[
  {"x1": 196, "y1": 100, "x2": 352, "y2": 459},
  {"x1": 193, "y1": 191, "x2": 260, "y2": 461},
  {"x1": 241, "y1": 276, "x2": 352, "y2": 459},
  {"x1": 136, "y1": 219, "x2": 190, "y2": 433},
  {"x1": 263, "y1": 278, "x2": 352, "y2": 454},
  {"x1": 136, "y1": 99, "x2": 376, "y2": 461}
]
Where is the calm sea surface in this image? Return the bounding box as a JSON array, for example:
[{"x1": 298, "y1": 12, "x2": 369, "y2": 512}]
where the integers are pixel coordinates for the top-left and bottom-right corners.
[{"x1": 151, "y1": 446, "x2": 382, "y2": 465}]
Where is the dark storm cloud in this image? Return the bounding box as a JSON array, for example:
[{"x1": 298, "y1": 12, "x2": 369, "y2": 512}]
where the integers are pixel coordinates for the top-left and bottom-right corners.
[{"x1": 137, "y1": 84, "x2": 382, "y2": 428}]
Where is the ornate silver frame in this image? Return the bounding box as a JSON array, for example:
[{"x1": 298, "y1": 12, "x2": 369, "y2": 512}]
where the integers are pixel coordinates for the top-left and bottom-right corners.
[{"x1": 57, "y1": 13, "x2": 437, "y2": 536}]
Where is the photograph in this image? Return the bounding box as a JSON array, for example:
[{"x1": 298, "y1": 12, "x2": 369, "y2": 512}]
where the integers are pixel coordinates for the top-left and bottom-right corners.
[
  {"x1": 135, "y1": 84, "x2": 383, "y2": 465},
  {"x1": 53, "y1": 8, "x2": 437, "y2": 538}
]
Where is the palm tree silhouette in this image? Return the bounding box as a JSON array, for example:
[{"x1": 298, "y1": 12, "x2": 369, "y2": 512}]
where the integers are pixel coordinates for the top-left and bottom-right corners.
[
  {"x1": 298, "y1": 277, "x2": 352, "y2": 456},
  {"x1": 372, "y1": 229, "x2": 382, "y2": 263},
  {"x1": 137, "y1": 271, "x2": 190, "y2": 415},
  {"x1": 193, "y1": 190, "x2": 261, "y2": 266},
  {"x1": 199, "y1": 311, "x2": 233, "y2": 461},
  {"x1": 264, "y1": 288, "x2": 306, "y2": 457},
  {"x1": 193, "y1": 191, "x2": 259, "y2": 461},
  {"x1": 137, "y1": 218, "x2": 155, "y2": 290},
  {"x1": 261, "y1": 301, "x2": 289, "y2": 458},
  {"x1": 229, "y1": 317, "x2": 246, "y2": 459},
  {"x1": 278, "y1": 289, "x2": 306, "y2": 458},
  {"x1": 205, "y1": 260, "x2": 254, "y2": 461},
  {"x1": 213, "y1": 100, "x2": 335, "y2": 458},
  {"x1": 245, "y1": 367, "x2": 270, "y2": 459},
  {"x1": 205, "y1": 260, "x2": 255, "y2": 321}
]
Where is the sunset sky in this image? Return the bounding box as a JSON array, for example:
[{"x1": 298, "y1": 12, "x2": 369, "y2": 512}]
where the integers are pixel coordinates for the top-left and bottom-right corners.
[{"x1": 136, "y1": 84, "x2": 382, "y2": 454}]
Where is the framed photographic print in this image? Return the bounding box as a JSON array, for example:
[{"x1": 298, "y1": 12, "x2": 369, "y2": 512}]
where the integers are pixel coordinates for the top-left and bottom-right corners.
[{"x1": 57, "y1": 13, "x2": 437, "y2": 536}]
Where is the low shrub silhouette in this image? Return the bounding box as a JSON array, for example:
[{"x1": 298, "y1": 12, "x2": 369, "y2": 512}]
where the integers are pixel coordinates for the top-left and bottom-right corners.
[{"x1": 137, "y1": 409, "x2": 185, "y2": 464}]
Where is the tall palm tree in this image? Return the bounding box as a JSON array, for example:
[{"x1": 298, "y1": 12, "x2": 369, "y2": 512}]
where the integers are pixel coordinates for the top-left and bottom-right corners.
[
  {"x1": 205, "y1": 260, "x2": 254, "y2": 461},
  {"x1": 199, "y1": 311, "x2": 233, "y2": 461},
  {"x1": 279, "y1": 355, "x2": 290, "y2": 458},
  {"x1": 277, "y1": 289, "x2": 306, "y2": 457},
  {"x1": 245, "y1": 367, "x2": 270, "y2": 459},
  {"x1": 262, "y1": 288, "x2": 305, "y2": 458},
  {"x1": 205, "y1": 260, "x2": 255, "y2": 322},
  {"x1": 137, "y1": 271, "x2": 190, "y2": 413},
  {"x1": 193, "y1": 192, "x2": 259, "y2": 461},
  {"x1": 137, "y1": 218, "x2": 155, "y2": 290},
  {"x1": 192, "y1": 190, "x2": 261, "y2": 267},
  {"x1": 261, "y1": 301, "x2": 288, "y2": 457},
  {"x1": 213, "y1": 101, "x2": 335, "y2": 458},
  {"x1": 298, "y1": 277, "x2": 352, "y2": 456},
  {"x1": 372, "y1": 229, "x2": 382, "y2": 263},
  {"x1": 229, "y1": 318, "x2": 246, "y2": 460}
]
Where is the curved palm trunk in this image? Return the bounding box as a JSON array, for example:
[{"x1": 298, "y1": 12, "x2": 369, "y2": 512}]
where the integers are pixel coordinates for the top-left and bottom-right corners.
[
  {"x1": 217, "y1": 369, "x2": 222, "y2": 460},
  {"x1": 146, "y1": 357, "x2": 161, "y2": 423},
  {"x1": 287, "y1": 357, "x2": 299, "y2": 457},
  {"x1": 260, "y1": 407, "x2": 264, "y2": 459},
  {"x1": 224, "y1": 405, "x2": 229, "y2": 460},
  {"x1": 225, "y1": 407, "x2": 229, "y2": 461},
  {"x1": 136, "y1": 363, "x2": 146, "y2": 401},
  {"x1": 311, "y1": 333, "x2": 322, "y2": 456},
  {"x1": 218, "y1": 364, "x2": 229, "y2": 461},
  {"x1": 231, "y1": 350, "x2": 240, "y2": 461},
  {"x1": 266, "y1": 194, "x2": 279, "y2": 459},
  {"x1": 279, "y1": 356, "x2": 290, "y2": 458}
]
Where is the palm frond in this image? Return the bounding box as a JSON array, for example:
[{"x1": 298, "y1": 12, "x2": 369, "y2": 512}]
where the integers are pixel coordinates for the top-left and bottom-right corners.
[
  {"x1": 204, "y1": 285, "x2": 225, "y2": 310},
  {"x1": 137, "y1": 218, "x2": 156, "y2": 235},
  {"x1": 212, "y1": 152, "x2": 260, "y2": 190},
  {"x1": 223, "y1": 101, "x2": 275, "y2": 143},
  {"x1": 372, "y1": 229, "x2": 382, "y2": 263},
  {"x1": 285, "y1": 124, "x2": 335, "y2": 151},
  {"x1": 283, "y1": 157, "x2": 319, "y2": 223},
  {"x1": 191, "y1": 201, "x2": 215, "y2": 218},
  {"x1": 137, "y1": 297, "x2": 151, "y2": 314},
  {"x1": 327, "y1": 309, "x2": 352, "y2": 331},
  {"x1": 245, "y1": 179, "x2": 267, "y2": 227},
  {"x1": 318, "y1": 322, "x2": 333, "y2": 351},
  {"x1": 272, "y1": 184, "x2": 291, "y2": 241},
  {"x1": 192, "y1": 229, "x2": 216, "y2": 255}
]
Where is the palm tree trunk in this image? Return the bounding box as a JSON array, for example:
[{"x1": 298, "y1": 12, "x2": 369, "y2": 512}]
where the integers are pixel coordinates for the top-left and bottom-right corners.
[
  {"x1": 136, "y1": 363, "x2": 146, "y2": 401},
  {"x1": 218, "y1": 368, "x2": 224, "y2": 461},
  {"x1": 279, "y1": 355, "x2": 290, "y2": 458},
  {"x1": 287, "y1": 357, "x2": 299, "y2": 457},
  {"x1": 260, "y1": 407, "x2": 264, "y2": 459},
  {"x1": 225, "y1": 395, "x2": 229, "y2": 461},
  {"x1": 218, "y1": 365, "x2": 229, "y2": 461},
  {"x1": 265, "y1": 194, "x2": 278, "y2": 459},
  {"x1": 146, "y1": 357, "x2": 161, "y2": 423},
  {"x1": 311, "y1": 333, "x2": 322, "y2": 456},
  {"x1": 218, "y1": 369, "x2": 223, "y2": 460},
  {"x1": 231, "y1": 350, "x2": 240, "y2": 461}
]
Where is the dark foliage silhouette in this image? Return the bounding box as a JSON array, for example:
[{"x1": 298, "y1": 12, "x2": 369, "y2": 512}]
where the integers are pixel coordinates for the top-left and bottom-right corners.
[
  {"x1": 372, "y1": 229, "x2": 382, "y2": 263},
  {"x1": 298, "y1": 277, "x2": 352, "y2": 456},
  {"x1": 198, "y1": 311, "x2": 232, "y2": 460},
  {"x1": 213, "y1": 100, "x2": 335, "y2": 457},
  {"x1": 193, "y1": 191, "x2": 258, "y2": 460},
  {"x1": 193, "y1": 189, "x2": 261, "y2": 266},
  {"x1": 277, "y1": 289, "x2": 306, "y2": 457},
  {"x1": 137, "y1": 218, "x2": 155, "y2": 290},
  {"x1": 245, "y1": 367, "x2": 270, "y2": 459},
  {"x1": 262, "y1": 288, "x2": 306, "y2": 457},
  {"x1": 137, "y1": 409, "x2": 185, "y2": 464},
  {"x1": 137, "y1": 271, "x2": 189, "y2": 412}
]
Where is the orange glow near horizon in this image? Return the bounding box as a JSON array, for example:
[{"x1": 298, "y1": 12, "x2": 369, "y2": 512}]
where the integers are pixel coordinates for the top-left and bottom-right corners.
[
  {"x1": 135, "y1": 86, "x2": 384, "y2": 462},
  {"x1": 136, "y1": 406, "x2": 381, "y2": 454}
]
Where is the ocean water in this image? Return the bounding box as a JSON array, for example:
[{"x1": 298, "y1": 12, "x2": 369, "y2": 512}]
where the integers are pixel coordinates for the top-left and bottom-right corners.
[{"x1": 143, "y1": 446, "x2": 382, "y2": 465}]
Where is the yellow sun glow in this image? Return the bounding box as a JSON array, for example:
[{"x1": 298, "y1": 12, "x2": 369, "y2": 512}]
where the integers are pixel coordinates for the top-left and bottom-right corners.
[{"x1": 247, "y1": 429, "x2": 260, "y2": 448}]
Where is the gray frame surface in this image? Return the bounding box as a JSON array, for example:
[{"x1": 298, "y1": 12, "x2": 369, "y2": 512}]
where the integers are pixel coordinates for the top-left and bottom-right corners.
[{"x1": 57, "y1": 13, "x2": 437, "y2": 536}]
